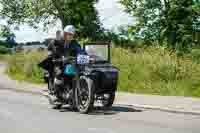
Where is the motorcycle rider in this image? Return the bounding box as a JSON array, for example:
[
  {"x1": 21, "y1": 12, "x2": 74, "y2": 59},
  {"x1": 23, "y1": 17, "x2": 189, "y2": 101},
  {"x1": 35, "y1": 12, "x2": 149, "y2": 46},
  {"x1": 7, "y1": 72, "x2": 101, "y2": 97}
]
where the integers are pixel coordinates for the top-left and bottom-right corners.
[{"x1": 47, "y1": 25, "x2": 84, "y2": 103}]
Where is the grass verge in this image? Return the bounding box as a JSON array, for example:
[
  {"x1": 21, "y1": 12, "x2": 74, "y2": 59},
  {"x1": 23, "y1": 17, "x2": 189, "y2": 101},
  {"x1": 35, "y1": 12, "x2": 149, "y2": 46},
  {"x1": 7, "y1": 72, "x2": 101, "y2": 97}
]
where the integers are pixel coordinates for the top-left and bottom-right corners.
[{"x1": 6, "y1": 50, "x2": 47, "y2": 84}]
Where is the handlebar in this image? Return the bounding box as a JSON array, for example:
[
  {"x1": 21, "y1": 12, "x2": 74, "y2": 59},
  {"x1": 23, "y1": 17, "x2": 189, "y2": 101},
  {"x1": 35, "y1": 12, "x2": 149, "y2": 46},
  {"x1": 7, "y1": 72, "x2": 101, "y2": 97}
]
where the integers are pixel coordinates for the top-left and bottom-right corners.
[
  {"x1": 52, "y1": 56, "x2": 76, "y2": 64},
  {"x1": 52, "y1": 55, "x2": 96, "y2": 65}
]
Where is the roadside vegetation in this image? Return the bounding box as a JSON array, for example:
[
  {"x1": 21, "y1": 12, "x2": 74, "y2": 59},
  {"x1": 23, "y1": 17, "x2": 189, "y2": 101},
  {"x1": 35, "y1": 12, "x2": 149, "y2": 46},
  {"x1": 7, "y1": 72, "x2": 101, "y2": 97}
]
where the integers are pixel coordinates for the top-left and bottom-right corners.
[
  {"x1": 112, "y1": 46, "x2": 200, "y2": 97},
  {"x1": 0, "y1": 0, "x2": 200, "y2": 97},
  {"x1": 6, "y1": 50, "x2": 47, "y2": 83},
  {"x1": 0, "y1": 43, "x2": 12, "y2": 61},
  {"x1": 4, "y1": 46, "x2": 200, "y2": 97}
]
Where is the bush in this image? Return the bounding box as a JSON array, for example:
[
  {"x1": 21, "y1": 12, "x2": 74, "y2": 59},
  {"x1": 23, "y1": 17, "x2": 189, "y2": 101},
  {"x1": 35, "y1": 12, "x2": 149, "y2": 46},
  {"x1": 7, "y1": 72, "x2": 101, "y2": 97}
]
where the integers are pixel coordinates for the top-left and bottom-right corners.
[
  {"x1": 0, "y1": 45, "x2": 9, "y2": 54},
  {"x1": 0, "y1": 40, "x2": 13, "y2": 48}
]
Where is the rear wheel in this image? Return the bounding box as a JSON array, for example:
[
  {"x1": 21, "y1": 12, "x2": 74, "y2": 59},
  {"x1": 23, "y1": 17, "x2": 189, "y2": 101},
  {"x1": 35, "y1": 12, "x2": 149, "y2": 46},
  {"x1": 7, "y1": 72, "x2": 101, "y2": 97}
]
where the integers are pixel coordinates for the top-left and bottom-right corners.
[{"x1": 75, "y1": 76, "x2": 94, "y2": 114}]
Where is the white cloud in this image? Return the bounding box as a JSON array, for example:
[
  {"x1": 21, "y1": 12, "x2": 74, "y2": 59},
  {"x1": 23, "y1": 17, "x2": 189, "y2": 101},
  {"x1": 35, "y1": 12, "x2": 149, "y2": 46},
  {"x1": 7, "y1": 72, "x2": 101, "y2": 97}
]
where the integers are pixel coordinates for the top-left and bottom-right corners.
[
  {"x1": 96, "y1": 0, "x2": 135, "y2": 30},
  {"x1": 6, "y1": 0, "x2": 135, "y2": 43},
  {"x1": 13, "y1": 20, "x2": 63, "y2": 43}
]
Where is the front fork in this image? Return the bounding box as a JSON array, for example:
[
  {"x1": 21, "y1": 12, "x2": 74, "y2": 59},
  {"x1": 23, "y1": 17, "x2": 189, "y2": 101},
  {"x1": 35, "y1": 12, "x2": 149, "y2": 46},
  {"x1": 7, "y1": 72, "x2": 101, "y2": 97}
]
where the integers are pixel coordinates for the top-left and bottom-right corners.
[{"x1": 61, "y1": 75, "x2": 79, "y2": 104}]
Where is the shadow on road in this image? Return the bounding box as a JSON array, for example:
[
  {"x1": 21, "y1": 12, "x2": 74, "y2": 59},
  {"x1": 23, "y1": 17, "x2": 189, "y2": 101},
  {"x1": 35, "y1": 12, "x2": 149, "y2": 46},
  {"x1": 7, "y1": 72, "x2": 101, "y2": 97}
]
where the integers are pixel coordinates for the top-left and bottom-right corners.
[
  {"x1": 88, "y1": 104, "x2": 143, "y2": 115},
  {"x1": 59, "y1": 104, "x2": 143, "y2": 115}
]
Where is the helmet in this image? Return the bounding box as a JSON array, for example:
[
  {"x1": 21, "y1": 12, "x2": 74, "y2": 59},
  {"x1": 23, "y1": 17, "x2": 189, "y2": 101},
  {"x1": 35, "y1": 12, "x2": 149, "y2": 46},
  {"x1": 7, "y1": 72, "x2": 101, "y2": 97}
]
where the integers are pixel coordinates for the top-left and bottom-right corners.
[{"x1": 64, "y1": 25, "x2": 76, "y2": 35}]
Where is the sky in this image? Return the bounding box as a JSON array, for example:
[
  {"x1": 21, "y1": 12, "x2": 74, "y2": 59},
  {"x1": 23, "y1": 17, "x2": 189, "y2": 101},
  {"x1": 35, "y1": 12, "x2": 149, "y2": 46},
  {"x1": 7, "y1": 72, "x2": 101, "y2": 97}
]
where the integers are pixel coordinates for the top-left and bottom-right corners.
[{"x1": 0, "y1": 0, "x2": 135, "y2": 43}]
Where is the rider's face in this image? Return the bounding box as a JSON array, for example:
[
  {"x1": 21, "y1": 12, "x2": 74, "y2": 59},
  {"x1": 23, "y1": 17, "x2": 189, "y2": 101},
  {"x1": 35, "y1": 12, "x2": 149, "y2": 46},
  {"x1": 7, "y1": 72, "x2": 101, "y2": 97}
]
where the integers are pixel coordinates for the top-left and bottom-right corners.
[{"x1": 64, "y1": 32, "x2": 74, "y2": 42}]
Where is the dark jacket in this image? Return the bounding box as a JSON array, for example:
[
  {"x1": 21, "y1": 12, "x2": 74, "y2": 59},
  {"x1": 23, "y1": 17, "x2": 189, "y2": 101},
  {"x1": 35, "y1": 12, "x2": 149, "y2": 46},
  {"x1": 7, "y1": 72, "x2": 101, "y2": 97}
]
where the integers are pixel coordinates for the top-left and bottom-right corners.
[{"x1": 47, "y1": 39, "x2": 84, "y2": 58}]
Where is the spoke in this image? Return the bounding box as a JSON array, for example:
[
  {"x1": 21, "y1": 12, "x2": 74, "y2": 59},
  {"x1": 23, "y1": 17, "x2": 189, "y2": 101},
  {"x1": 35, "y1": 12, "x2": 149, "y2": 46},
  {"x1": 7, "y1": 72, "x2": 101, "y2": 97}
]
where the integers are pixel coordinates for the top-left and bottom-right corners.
[{"x1": 77, "y1": 79, "x2": 90, "y2": 109}]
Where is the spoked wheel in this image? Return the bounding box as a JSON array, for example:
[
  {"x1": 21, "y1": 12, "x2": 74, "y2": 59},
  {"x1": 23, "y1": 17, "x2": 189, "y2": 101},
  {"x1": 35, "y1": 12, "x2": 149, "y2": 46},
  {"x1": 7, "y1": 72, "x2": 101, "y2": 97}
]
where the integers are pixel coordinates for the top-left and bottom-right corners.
[
  {"x1": 102, "y1": 92, "x2": 115, "y2": 108},
  {"x1": 75, "y1": 76, "x2": 94, "y2": 114}
]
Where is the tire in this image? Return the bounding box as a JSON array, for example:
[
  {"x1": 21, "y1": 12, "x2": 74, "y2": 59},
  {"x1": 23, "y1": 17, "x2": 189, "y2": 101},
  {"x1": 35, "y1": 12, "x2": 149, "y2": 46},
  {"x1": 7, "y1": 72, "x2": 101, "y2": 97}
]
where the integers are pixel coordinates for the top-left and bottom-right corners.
[
  {"x1": 75, "y1": 76, "x2": 94, "y2": 114},
  {"x1": 102, "y1": 92, "x2": 115, "y2": 108}
]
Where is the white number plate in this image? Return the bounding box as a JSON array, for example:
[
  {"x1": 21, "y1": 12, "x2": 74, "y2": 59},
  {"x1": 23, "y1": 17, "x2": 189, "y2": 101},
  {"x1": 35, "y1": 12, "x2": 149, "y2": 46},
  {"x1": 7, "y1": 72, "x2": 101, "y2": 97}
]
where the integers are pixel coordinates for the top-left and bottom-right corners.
[{"x1": 77, "y1": 55, "x2": 90, "y2": 64}]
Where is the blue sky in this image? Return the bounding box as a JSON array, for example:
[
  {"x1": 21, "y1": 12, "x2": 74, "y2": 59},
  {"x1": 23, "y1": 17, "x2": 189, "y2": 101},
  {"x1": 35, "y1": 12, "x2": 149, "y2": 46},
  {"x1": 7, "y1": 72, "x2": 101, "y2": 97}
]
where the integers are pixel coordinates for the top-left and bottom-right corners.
[{"x1": 1, "y1": 0, "x2": 135, "y2": 43}]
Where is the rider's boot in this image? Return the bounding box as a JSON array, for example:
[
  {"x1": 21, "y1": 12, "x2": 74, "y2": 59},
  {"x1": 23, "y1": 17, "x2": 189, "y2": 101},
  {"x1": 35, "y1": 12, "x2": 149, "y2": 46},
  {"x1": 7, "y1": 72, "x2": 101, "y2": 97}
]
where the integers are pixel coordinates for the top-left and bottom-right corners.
[{"x1": 53, "y1": 77, "x2": 64, "y2": 105}]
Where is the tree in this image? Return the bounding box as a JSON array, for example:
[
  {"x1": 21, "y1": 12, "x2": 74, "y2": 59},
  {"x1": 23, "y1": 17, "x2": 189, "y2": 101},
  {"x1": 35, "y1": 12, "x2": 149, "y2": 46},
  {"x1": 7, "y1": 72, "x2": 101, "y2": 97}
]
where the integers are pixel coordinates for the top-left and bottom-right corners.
[
  {"x1": 0, "y1": 25, "x2": 17, "y2": 48},
  {"x1": 193, "y1": 1, "x2": 200, "y2": 33},
  {"x1": 120, "y1": 0, "x2": 200, "y2": 51},
  {"x1": 0, "y1": 0, "x2": 103, "y2": 39},
  {"x1": 0, "y1": 25, "x2": 15, "y2": 38}
]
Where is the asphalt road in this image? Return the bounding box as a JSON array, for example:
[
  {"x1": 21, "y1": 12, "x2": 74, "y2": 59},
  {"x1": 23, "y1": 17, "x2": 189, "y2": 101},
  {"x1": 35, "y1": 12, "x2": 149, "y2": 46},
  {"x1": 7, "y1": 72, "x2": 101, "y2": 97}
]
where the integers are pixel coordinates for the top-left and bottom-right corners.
[{"x1": 0, "y1": 89, "x2": 200, "y2": 133}]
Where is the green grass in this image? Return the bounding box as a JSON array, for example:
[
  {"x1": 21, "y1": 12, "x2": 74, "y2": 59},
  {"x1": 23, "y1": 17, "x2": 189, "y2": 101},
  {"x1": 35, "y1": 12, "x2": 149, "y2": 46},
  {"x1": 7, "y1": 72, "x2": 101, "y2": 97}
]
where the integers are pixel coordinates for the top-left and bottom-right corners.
[
  {"x1": 6, "y1": 50, "x2": 47, "y2": 84},
  {"x1": 0, "y1": 54, "x2": 10, "y2": 61},
  {"x1": 5, "y1": 47, "x2": 200, "y2": 97},
  {"x1": 190, "y1": 49, "x2": 200, "y2": 64},
  {"x1": 112, "y1": 46, "x2": 200, "y2": 97}
]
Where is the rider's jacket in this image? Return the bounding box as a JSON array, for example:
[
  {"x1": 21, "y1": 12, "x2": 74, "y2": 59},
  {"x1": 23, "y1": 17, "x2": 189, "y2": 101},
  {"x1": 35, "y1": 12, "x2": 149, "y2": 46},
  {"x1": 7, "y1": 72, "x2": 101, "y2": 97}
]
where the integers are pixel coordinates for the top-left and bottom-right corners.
[{"x1": 47, "y1": 39, "x2": 84, "y2": 59}]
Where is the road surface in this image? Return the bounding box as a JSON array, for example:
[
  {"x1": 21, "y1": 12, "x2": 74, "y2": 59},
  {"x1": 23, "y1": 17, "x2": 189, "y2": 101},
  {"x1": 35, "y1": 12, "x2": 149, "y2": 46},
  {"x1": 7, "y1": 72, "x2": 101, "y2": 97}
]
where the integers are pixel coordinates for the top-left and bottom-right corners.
[{"x1": 0, "y1": 89, "x2": 200, "y2": 133}]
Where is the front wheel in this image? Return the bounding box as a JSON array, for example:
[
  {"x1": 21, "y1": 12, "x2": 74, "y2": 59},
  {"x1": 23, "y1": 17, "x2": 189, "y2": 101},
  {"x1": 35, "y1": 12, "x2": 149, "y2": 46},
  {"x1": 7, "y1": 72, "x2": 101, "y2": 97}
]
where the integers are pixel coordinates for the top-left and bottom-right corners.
[{"x1": 75, "y1": 76, "x2": 94, "y2": 114}]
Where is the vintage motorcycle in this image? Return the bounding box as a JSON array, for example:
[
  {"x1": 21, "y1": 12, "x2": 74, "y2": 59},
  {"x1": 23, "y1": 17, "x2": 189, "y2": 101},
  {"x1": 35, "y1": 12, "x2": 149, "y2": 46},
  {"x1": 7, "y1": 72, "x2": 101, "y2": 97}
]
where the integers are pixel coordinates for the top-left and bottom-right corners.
[{"x1": 38, "y1": 42, "x2": 119, "y2": 114}]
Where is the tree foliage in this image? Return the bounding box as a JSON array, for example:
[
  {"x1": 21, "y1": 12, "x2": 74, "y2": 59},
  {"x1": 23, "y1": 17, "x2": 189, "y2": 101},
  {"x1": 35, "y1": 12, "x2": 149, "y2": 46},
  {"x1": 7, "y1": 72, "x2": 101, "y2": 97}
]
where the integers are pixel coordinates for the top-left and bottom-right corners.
[
  {"x1": 0, "y1": 0, "x2": 102, "y2": 39},
  {"x1": 120, "y1": 0, "x2": 200, "y2": 51},
  {"x1": 0, "y1": 25, "x2": 15, "y2": 38}
]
